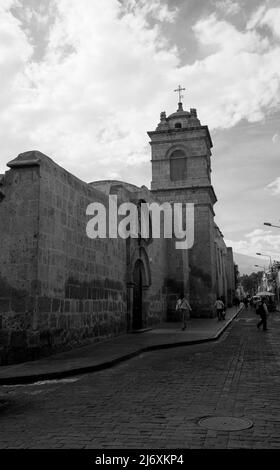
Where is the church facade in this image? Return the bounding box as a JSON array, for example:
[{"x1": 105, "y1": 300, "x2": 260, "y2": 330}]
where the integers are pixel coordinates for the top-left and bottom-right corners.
[{"x1": 0, "y1": 101, "x2": 235, "y2": 365}]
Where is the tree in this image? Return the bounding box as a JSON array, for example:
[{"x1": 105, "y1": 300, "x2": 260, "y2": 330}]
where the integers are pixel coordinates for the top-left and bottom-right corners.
[{"x1": 240, "y1": 271, "x2": 263, "y2": 295}]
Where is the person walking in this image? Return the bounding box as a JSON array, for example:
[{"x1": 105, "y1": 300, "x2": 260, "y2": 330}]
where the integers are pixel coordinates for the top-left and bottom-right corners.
[
  {"x1": 220, "y1": 295, "x2": 226, "y2": 320},
  {"x1": 233, "y1": 296, "x2": 240, "y2": 310},
  {"x1": 176, "y1": 293, "x2": 192, "y2": 330},
  {"x1": 214, "y1": 297, "x2": 225, "y2": 321},
  {"x1": 256, "y1": 297, "x2": 269, "y2": 331}
]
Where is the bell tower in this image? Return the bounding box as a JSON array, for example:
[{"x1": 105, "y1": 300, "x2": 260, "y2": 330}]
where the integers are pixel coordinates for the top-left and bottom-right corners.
[{"x1": 148, "y1": 91, "x2": 218, "y2": 317}]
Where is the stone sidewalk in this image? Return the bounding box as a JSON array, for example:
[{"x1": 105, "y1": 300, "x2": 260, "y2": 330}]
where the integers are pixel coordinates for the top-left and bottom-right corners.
[{"x1": 0, "y1": 305, "x2": 243, "y2": 385}]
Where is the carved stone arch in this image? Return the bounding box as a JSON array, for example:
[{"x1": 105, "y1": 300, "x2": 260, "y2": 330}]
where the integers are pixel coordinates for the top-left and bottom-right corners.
[
  {"x1": 129, "y1": 246, "x2": 151, "y2": 288},
  {"x1": 139, "y1": 246, "x2": 152, "y2": 287},
  {"x1": 127, "y1": 245, "x2": 152, "y2": 330},
  {"x1": 165, "y1": 143, "x2": 190, "y2": 161},
  {"x1": 167, "y1": 144, "x2": 189, "y2": 182}
]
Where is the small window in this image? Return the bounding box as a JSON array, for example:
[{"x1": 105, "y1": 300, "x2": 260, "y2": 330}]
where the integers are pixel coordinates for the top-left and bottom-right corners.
[{"x1": 175, "y1": 122, "x2": 182, "y2": 129}]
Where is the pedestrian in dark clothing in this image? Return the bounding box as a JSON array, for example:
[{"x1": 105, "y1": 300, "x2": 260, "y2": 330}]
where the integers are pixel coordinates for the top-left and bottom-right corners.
[
  {"x1": 220, "y1": 296, "x2": 226, "y2": 319},
  {"x1": 233, "y1": 297, "x2": 240, "y2": 310},
  {"x1": 256, "y1": 297, "x2": 268, "y2": 331}
]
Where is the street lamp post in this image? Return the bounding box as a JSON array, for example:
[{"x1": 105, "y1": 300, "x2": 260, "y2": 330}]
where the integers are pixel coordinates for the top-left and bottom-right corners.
[
  {"x1": 256, "y1": 252, "x2": 272, "y2": 268},
  {"x1": 254, "y1": 265, "x2": 265, "y2": 270},
  {"x1": 264, "y1": 222, "x2": 280, "y2": 229}
]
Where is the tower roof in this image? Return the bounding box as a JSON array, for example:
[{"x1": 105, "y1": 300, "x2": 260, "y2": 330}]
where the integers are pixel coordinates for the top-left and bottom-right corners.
[
  {"x1": 167, "y1": 102, "x2": 190, "y2": 120},
  {"x1": 153, "y1": 102, "x2": 201, "y2": 132}
]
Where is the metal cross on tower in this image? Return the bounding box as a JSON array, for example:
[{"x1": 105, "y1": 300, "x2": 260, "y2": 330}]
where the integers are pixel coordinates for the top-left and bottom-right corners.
[{"x1": 174, "y1": 85, "x2": 186, "y2": 103}]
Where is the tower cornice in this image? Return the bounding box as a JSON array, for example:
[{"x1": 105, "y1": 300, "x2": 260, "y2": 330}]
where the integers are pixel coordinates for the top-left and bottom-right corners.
[
  {"x1": 151, "y1": 184, "x2": 217, "y2": 204},
  {"x1": 147, "y1": 125, "x2": 213, "y2": 148}
]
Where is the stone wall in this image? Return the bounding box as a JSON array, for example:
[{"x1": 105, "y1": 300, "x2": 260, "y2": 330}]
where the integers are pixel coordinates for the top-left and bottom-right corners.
[
  {"x1": 153, "y1": 186, "x2": 217, "y2": 317},
  {"x1": 0, "y1": 161, "x2": 40, "y2": 364},
  {"x1": 0, "y1": 151, "x2": 170, "y2": 365},
  {"x1": 0, "y1": 152, "x2": 128, "y2": 364},
  {"x1": 89, "y1": 180, "x2": 170, "y2": 328},
  {"x1": 214, "y1": 225, "x2": 228, "y2": 305},
  {"x1": 164, "y1": 238, "x2": 189, "y2": 321}
]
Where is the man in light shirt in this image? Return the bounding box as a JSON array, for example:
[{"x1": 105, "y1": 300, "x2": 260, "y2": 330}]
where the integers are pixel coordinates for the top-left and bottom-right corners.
[
  {"x1": 214, "y1": 297, "x2": 225, "y2": 321},
  {"x1": 176, "y1": 293, "x2": 192, "y2": 330}
]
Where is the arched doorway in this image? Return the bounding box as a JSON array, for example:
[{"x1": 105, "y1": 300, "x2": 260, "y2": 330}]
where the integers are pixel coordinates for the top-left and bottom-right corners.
[
  {"x1": 132, "y1": 260, "x2": 143, "y2": 330},
  {"x1": 128, "y1": 246, "x2": 152, "y2": 331}
]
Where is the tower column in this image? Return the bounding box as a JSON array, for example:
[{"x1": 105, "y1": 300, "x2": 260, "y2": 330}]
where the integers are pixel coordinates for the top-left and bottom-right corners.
[{"x1": 148, "y1": 98, "x2": 218, "y2": 318}]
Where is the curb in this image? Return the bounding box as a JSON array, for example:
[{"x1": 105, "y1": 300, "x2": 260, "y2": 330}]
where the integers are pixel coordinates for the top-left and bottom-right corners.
[{"x1": 0, "y1": 306, "x2": 244, "y2": 386}]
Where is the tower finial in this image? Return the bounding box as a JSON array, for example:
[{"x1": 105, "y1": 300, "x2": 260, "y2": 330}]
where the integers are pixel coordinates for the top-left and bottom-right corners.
[{"x1": 174, "y1": 85, "x2": 186, "y2": 105}]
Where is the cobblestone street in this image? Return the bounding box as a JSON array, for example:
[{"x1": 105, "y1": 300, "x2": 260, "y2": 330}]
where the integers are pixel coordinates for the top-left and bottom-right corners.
[{"x1": 1, "y1": 307, "x2": 280, "y2": 449}]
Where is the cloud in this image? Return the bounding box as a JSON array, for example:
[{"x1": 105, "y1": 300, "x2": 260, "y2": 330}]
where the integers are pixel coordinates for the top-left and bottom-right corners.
[
  {"x1": 246, "y1": 5, "x2": 266, "y2": 30},
  {"x1": 247, "y1": 6, "x2": 280, "y2": 39},
  {"x1": 0, "y1": 1, "x2": 33, "y2": 90},
  {"x1": 190, "y1": 12, "x2": 280, "y2": 128},
  {"x1": 0, "y1": 0, "x2": 180, "y2": 180},
  {"x1": 225, "y1": 228, "x2": 280, "y2": 260},
  {"x1": 213, "y1": 0, "x2": 241, "y2": 16},
  {"x1": 1, "y1": 0, "x2": 280, "y2": 186},
  {"x1": 123, "y1": 0, "x2": 178, "y2": 23},
  {"x1": 245, "y1": 229, "x2": 268, "y2": 238},
  {"x1": 265, "y1": 177, "x2": 280, "y2": 195}
]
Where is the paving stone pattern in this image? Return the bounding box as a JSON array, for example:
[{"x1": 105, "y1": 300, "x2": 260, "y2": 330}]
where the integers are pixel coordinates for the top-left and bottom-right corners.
[{"x1": 1, "y1": 307, "x2": 280, "y2": 449}]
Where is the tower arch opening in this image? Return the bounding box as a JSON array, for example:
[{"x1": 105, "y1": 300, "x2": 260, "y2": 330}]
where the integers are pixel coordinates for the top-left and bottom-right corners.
[{"x1": 170, "y1": 149, "x2": 187, "y2": 181}]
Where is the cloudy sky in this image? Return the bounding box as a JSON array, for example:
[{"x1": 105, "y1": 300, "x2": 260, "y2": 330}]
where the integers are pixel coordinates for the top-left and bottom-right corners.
[{"x1": 0, "y1": 0, "x2": 280, "y2": 273}]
